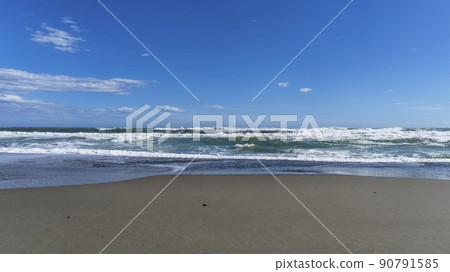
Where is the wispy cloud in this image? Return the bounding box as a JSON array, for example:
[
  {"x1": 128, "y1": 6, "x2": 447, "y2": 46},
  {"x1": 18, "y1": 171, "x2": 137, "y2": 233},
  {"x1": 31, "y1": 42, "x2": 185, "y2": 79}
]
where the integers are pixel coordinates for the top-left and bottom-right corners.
[
  {"x1": 61, "y1": 16, "x2": 81, "y2": 32},
  {"x1": 383, "y1": 89, "x2": 396, "y2": 93},
  {"x1": 0, "y1": 95, "x2": 116, "y2": 125},
  {"x1": 70, "y1": 24, "x2": 81, "y2": 33},
  {"x1": 61, "y1": 17, "x2": 76, "y2": 25},
  {"x1": 30, "y1": 22, "x2": 84, "y2": 52},
  {"x1": 299, "y1": 88, "x2": 312, "y2": 93},
  {"x1": 0, "y1": 93, "x2": 53, "y2": 105},
  {"x1": 156, "y1": 105, "x2": 185, "y2": 112},
  {"x1": 207, "y1": 104, "x2": 224, "y2": 109},
  {"x1": 278, "y1": 82, "x2": 289, "y2": 87},
  {"x1": 0, "y1": 68, "x2": 146, "y2": 95},
  {"x1": 113, "y1": 105, "x2": 184, "y2": 114},
  {"x1": 0, "y1": 92, "x2": 79, "y2": 117},
  {"x1": 114, "y1": 107, "x2": 135, "y2": 113},
  {"x1": 142, "y1": 53, "x2": 150, "y2": 57}
]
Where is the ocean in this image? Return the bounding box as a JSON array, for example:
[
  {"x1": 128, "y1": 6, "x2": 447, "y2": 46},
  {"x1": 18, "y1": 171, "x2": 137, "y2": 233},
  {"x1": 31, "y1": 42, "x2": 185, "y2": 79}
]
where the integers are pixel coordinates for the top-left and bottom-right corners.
[{"x1": 0, "y1": 127, "x2": 449, "y2": 188}]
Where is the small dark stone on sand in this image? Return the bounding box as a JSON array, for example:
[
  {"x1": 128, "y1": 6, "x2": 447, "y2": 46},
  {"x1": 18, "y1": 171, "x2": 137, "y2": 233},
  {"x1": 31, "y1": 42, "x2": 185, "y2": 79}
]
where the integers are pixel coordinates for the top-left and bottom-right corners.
[
  {"x1": 66, "y1": 216, "x2": 70, "y2": 219},
  {"x1": 373, "y1": 192, "x2": 376, "y2": 194},
  {"x1": 202, "y1": 203, "x2": 207, "y2": 206}
]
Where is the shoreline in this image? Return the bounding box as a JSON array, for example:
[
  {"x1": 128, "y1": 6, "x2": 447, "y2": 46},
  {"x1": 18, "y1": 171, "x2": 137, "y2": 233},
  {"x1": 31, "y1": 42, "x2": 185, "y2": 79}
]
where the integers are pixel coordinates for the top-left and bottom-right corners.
[
  {"x1": 1, "y1": 153, "x2": 449, "y2": 189},
  {"x1": 1, "y1": 174, "x2": 450, "y2": 253},
  {"x1": 2, "y1": 172, "x2": 450, "y2": 191}
]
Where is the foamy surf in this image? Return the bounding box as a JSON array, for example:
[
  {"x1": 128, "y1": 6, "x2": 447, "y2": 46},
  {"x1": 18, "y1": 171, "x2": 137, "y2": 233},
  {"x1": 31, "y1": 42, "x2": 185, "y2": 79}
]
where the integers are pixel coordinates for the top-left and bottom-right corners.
[{"x1": 0, "y1": 127, "x2": 449, "y2": 163}]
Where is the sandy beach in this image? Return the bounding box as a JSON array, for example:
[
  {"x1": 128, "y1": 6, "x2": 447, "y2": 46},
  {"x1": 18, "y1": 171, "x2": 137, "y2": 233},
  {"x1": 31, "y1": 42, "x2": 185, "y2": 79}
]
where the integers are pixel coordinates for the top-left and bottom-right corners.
[{"x1": 1, "y1": 174, "x2": 450, "y2": 254}]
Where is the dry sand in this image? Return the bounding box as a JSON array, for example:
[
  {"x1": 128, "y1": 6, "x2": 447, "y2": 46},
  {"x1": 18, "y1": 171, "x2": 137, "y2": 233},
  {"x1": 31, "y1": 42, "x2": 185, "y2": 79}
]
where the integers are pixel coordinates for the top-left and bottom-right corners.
[{"x1": 1, "y1": 174, "x2": 450, "y2": 253}]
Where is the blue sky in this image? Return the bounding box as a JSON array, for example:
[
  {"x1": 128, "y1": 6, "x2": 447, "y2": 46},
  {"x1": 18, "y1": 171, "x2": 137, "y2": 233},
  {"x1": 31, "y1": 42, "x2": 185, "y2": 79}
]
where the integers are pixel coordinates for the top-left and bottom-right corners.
[{"x1": 0, "y1": 0, "x2": 449, "y2": 128}]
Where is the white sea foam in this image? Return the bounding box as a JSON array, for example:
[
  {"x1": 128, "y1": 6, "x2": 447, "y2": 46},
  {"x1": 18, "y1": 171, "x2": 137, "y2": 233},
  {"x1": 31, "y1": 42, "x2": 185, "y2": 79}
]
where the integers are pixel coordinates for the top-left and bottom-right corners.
[
  {"x1": 234, "y1": 143, "x2": 255, "y2": 149},
  {"x1": 0, "y1": 128, "x2": 448, "y2": 163},
  {"x1": 0, "y1": 127, "x2": 448, "y2": 142},
  {"x1": 0, "y1": 146, "x2": 449, "y2": 163}
]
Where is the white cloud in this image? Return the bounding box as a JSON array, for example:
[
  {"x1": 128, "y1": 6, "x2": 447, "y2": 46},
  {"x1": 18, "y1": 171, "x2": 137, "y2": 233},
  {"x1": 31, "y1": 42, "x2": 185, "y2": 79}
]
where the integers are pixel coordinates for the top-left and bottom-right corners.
[
  {"x1": 142, "y1": 53, "x2": 150, "y2": 57},
  {"x1": 0, "y1": 93, "x2": 75, "y2": 116},
  {"x1": 299, "y1": 88, "x2": 312, "y2": 93},
  {"x1": 95, "y1": 105, "x2": 185, "y2": 116},
  {"x1": 114, "y1": 107, "x2": 134, "y2": 113},
  {"x1": 70, "y1": 25, "x2": 81, "y2": 33},
  {"x1": 0, "y1": 68, "x2": 146, "y2": 95},
  {"x1": 61, "y1": 17, "x2": 76, "y2": 25},
  {"x1": 31, "y1": 23, "x2": 84, "y2": 52},
  {"x1": 61, "y1": 17, "x2": 81, "y2": 32},
  {"x1": 207, "y1": 104, "x2": 224, "y2": 109},
  {"x1": 0, "y1": 95, "x2": 108, "y2": 122},
  {"x1": 156, "y1": 105, "x2": 185, "y2": 112},
  {"x1": 0, "y1": 93, "x2": 52, "y2": 105},
  {"x1": 278, "y1": 82, "x2": 289, "y2": 87}
]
